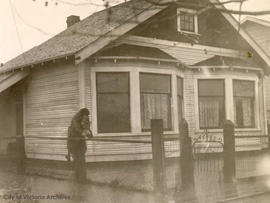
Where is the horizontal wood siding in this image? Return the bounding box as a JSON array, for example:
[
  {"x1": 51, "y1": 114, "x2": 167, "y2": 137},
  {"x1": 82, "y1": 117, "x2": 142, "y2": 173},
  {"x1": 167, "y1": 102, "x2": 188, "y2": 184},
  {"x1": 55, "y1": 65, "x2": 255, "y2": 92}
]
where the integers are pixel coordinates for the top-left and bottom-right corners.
[
  {"x1": 265, "y1": 76, "x2": 270, "y2": 122},
  {"x1": 24, "y1": 61, "x2": 267, "y2": 162},
  {"x1": 160, "y1": 47, "x2": 214, "y2": 65},
  {"x1": 85, "y1": 65, "x2": 92, "y2": 119},
  {"x1": 25, "y1": 63, "x2": 79, "y2": 160},
  {"x1": 117, "y1": 36, "x2": 242, "y2": 66}
]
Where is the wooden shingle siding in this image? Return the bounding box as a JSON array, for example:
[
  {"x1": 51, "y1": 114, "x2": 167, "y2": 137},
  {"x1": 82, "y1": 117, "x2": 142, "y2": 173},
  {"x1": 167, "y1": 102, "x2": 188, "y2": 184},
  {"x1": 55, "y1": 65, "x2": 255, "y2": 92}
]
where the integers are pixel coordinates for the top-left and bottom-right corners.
[{"x1": 25, "y1": 63, "x2": 79, "y2": 160}]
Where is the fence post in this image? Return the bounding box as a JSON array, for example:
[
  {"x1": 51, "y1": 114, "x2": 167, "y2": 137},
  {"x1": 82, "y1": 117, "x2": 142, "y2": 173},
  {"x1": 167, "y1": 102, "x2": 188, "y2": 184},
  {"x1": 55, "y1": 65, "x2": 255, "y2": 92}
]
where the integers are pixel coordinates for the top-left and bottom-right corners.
[
  {"x1": 16, "y1": 136, "x2": 26, "y2": 174},
  {"x1": 179, "y1": 119, "x2": 194, "y2": 191},
  {"x1": 267, "y1": 123, "x2": 270, "y2": 149},
  {"x1": 151, "y1": 119, "x2": 166, "y2": 195},
  {"x1": 223, "y1": 120, "x2": 236, "y2": 183}
]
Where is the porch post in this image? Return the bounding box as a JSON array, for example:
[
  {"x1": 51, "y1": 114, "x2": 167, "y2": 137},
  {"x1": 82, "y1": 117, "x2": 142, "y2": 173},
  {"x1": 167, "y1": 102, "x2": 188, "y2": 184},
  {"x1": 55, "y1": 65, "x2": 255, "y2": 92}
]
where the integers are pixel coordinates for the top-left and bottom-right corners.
[
  {"x1": 151, "y1": 119, "x2": 166, "y2": 195},
  {"x1": 223, "y1": 120, "x2": 236, "y2": 182},
  {"x1": 179, "y1": 119, "x2": 194, "y2": 191}
]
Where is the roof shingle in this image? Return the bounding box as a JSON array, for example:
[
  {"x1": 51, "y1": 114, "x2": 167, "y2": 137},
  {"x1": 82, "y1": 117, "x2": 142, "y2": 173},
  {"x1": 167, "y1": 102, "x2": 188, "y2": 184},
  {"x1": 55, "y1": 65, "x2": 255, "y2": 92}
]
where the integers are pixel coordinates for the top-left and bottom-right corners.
[{"x1": 1, "y1": 0, "x2": 155, "y2": 73}]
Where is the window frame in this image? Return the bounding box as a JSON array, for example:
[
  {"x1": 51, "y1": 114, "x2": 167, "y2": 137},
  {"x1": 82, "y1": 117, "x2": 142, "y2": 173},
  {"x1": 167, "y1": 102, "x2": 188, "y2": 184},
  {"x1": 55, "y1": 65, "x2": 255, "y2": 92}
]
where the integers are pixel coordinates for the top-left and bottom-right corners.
[
  {"x1": 177, "y1": 8, "x2": 198, "y2": 34},
  {"x1": 90, "y1": 66, "x2": 182, "y2": 136},
  {"x1": 194, "y1": 74, "x2": 260, "y2": 133},
  {"x1": 233, "y1": 79, "x2": 256, "y2": 129},
  {"x1": 96, "y1": 72, "x2": 131, "y2": 133},
  {"x1": 139, "y1": 72, "x2": 172, "y2": 131},
  {"x1": 197, "y1": 79, "x2": 226, "y2": 129}
]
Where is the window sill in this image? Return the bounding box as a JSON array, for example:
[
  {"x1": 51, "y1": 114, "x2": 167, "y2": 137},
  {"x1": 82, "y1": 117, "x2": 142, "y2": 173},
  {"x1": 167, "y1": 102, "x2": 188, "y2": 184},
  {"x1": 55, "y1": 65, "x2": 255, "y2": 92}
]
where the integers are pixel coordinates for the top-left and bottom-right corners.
[
  {"x1": 93, "y1": 131, "x2": 178, "y2": 137},
  {"x1": 195, "y1": 129, "x2": 223, "y2": 134},
  {"x1": 195, "y1": 128, "x2": 261, "y2": 134},
  {"x1": 178, "y1": 31, "x2": 200, "y2": 36},
  {"x1": 235, "y1": 128, "x2": 261, "y2": 132}
]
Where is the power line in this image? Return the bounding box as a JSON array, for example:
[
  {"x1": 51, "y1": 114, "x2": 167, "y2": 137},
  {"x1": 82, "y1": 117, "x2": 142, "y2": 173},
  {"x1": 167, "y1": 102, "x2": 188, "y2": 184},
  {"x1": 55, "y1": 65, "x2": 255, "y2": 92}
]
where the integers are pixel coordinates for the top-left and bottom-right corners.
[
  {"x1": 55, "y1": 0, "x2": 105, "y2": 7},
  {"x1": 8, "y1": 0, "x2": 26, "y2": 62},
  {"x1": 12, "y1": 2, "x2": 55, "y2": 36},
  {"x1": 143, "y1": 0, "x2": 270, "y2": 16}
]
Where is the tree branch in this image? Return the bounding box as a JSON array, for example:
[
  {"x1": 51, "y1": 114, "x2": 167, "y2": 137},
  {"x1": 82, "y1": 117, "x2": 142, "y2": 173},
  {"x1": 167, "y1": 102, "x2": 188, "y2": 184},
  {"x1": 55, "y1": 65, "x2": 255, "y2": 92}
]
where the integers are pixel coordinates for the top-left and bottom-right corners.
[{"x1": 144, "y1": 0, "x2": 270, "y2": 16}]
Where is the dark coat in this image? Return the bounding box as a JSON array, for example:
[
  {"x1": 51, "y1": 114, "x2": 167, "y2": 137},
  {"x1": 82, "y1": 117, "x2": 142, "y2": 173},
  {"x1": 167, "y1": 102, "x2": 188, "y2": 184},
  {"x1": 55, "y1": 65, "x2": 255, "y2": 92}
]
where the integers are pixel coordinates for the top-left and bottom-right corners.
[{"x1": 67, "y1": 110, "x2": 92, "y2": 155}]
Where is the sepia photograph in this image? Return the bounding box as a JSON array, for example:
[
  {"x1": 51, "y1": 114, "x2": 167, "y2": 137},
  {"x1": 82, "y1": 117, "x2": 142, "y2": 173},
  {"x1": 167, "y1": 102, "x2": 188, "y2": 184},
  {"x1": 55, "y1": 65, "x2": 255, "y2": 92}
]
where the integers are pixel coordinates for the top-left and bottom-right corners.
[{"x1": 1, "y1": 0, "x2": 270, "y2": 202}]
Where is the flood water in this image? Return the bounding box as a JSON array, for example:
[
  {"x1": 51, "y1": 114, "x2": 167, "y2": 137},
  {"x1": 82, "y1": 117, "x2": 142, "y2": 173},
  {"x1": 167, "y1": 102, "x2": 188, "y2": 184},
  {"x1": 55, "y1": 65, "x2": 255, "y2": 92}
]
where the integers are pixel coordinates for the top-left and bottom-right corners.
[
  {"x1": 1, "y1": 169, "x2": 270, "y2": 203},
  {"x1": 1, "y1": 150, "x2": 270, "y2": 203},
  {"x1": 0, "y1": 170, "x2": 157, "y2": 203}
]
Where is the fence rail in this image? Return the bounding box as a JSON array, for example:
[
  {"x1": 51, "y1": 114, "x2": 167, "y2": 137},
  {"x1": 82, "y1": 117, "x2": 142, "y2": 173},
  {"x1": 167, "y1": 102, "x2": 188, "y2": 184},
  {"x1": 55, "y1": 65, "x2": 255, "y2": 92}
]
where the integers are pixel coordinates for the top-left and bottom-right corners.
[{"x1": 1, "y1": 121, "x2": 270, "y2": 196}]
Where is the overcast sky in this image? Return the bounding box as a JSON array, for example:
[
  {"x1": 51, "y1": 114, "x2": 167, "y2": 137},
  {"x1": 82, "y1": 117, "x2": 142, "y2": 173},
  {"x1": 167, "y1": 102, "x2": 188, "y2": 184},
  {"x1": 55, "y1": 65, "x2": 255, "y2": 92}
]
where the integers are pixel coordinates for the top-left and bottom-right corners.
[{"x1": 1, "y1": 0, "x2": 270, "y2": 63}]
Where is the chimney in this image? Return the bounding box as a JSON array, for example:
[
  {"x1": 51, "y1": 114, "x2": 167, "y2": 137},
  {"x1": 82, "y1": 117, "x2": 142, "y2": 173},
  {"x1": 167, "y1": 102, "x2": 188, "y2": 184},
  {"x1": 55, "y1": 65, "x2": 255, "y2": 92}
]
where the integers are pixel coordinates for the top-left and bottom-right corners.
[{"x1": 66, "y1": 15, "x2": 80, "y2": 27}]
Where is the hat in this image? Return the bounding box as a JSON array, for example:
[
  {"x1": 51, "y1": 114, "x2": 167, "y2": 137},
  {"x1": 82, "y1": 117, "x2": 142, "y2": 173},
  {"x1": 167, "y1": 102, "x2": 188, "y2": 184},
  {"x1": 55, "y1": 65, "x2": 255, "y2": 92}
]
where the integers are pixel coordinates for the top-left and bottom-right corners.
[{"x1": 80, "y1": 108, "x2": 89, "y2": 116}]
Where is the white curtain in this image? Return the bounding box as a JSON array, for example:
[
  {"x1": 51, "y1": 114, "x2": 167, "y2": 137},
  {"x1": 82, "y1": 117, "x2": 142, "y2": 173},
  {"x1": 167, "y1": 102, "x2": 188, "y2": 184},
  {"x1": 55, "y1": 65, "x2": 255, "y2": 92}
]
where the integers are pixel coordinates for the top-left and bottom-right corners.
[
  {"x1": 234, "y1": 98, "x2": 253, "y2": 127},
  {"x1": 141, "y1": 94, "x2": 170, "y2": 130},
  {"x1": 199, "y1": 99, "x2": 220, "y2": 128},
  {"x1": 242, "y1": 99, "x2": 253, "y2": 126}
]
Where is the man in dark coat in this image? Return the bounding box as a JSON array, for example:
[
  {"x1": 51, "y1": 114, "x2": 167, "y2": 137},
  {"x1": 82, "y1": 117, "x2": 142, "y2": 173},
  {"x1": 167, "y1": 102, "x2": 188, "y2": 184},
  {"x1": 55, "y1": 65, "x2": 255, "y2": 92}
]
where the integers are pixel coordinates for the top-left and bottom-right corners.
[{"x1": 66, "y1": 108, "x2": 92, "y2": 182}]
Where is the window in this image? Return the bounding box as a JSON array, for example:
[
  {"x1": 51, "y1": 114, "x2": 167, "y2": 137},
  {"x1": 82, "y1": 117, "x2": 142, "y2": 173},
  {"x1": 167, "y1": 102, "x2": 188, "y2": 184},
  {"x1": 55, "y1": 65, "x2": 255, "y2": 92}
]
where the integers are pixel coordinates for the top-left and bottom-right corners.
[
  {"x1": 198, "y1": 79, "x2": 225, "y2": 129},
  {"x1": 177, "y1": 77, "x2": 184, "y2": 122},
  {"x1": 96, "y1": 72, "x2": 130, "y2": 133},
  {"x1": 140, "y1": 73, "x2": 172, "y2": 131},
  {"x1": 233, "y1": 80, "x2": 255, "y2": 128},
  {"x1": 177, "y1": 8, "x2": 198, "y2": 33}
]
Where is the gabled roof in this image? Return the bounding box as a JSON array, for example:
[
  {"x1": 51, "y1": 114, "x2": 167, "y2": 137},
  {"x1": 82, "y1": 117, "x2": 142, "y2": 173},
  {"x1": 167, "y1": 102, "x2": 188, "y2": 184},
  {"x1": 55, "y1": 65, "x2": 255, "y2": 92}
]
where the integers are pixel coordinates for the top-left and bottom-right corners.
[
  {"x1": 1, "y1": 0, "x2": 165, "y2": 73},
  {"x1": 241, "y1": 17, "x2": 270, "y2": 58},
  {"x1": 241, "y1": 16, "x2": 270, "y2": 28},
  {"x1": 1, "y1": 0, "x2": 270, "y2": 74},
  {"x1": 210, "y1": 0, "x2": 270, "y2": 73}
]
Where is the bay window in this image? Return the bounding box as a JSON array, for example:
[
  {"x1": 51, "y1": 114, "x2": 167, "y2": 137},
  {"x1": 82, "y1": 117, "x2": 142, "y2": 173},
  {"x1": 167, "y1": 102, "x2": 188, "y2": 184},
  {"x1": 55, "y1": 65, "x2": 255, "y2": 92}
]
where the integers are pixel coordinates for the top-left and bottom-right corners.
[
  {"x1": 96, "y1": 72, "x2": 130, "y2": 133},
  {"x1": 233, "y1": 80, "x2": 255, "y2": 128},
  {"x1": 198, "y1": 79, "x2": 225, "y2": 129},
  {"x1": 140, "y1": 73, "x2": 172, "y2": 131}
]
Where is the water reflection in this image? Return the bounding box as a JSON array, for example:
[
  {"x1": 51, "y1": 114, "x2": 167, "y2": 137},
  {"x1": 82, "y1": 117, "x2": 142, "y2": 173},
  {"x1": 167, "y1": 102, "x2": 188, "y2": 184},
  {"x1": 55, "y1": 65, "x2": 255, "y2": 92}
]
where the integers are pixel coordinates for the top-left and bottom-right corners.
[
  {"x1": 1, "y1": 150, "x2": 270, "y2": 203},
  {"x1": 0, "y1": 170, "x2": 156, "y2": 203}
]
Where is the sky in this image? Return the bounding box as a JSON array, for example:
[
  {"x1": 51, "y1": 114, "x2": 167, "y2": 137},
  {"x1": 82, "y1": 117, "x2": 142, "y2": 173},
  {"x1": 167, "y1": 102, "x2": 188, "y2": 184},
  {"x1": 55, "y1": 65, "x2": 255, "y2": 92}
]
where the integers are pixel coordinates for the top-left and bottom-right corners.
[{"x1": 0, "y1": 0, "x2": 270, "y2": 64}]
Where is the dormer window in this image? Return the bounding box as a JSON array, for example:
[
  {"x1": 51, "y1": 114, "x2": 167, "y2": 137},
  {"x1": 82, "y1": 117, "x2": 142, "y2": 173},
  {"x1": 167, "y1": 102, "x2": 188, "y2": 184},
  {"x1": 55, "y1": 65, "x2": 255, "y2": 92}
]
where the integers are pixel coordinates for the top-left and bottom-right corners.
[{"x1": 177, "y1": 8, "x2": 198, "y2": 34}]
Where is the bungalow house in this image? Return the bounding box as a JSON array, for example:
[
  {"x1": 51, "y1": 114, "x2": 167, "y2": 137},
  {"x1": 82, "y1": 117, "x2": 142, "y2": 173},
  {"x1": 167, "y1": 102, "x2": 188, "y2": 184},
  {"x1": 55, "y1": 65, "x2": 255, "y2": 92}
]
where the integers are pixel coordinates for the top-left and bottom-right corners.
[
  {"x1": 241, "y1": 17, "x2": 270, "y2": 123},
  {"x1": 1, "y1": 0, "x2": 270, "y2": 162}
]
